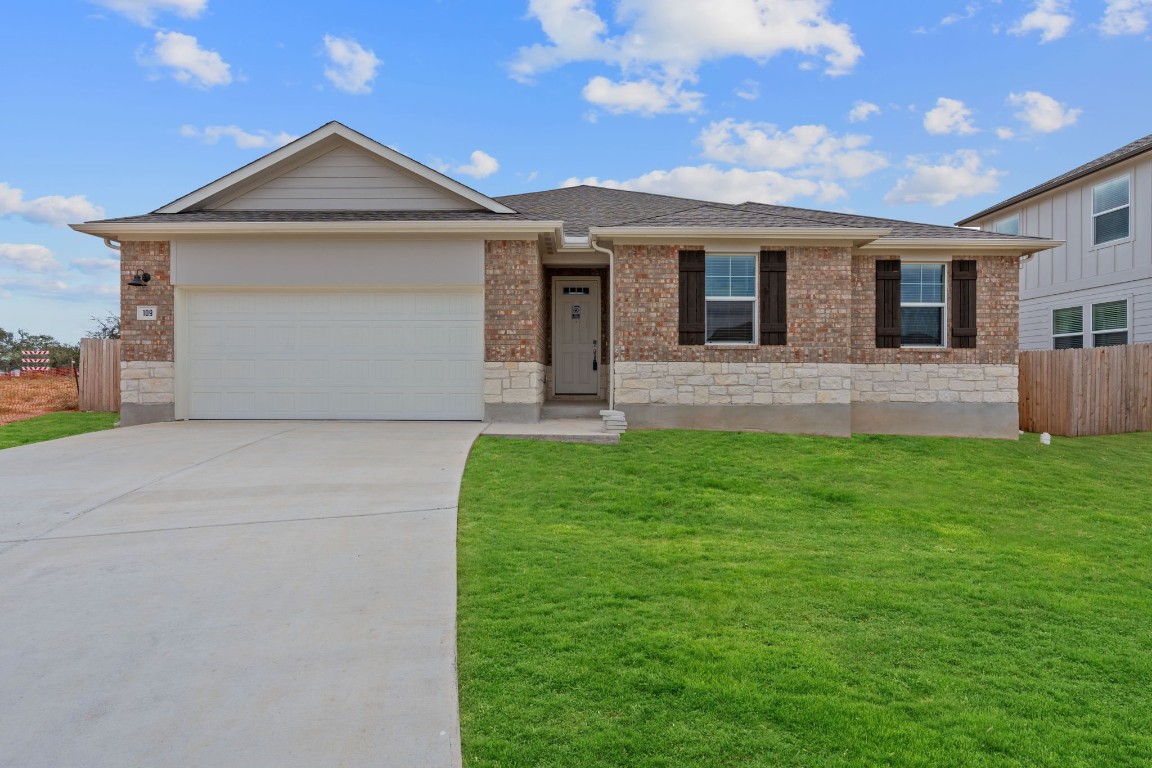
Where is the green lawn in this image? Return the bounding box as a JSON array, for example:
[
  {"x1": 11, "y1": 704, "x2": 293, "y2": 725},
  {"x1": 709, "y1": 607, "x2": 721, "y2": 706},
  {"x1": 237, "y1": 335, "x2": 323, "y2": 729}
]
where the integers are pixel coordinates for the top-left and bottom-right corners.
[
  {"x1": 0, "y1": 411, "x2": 118, "y2": 450},
  {"x1": 457, "y1": 431, "x2": 1152, "y2": 768}
]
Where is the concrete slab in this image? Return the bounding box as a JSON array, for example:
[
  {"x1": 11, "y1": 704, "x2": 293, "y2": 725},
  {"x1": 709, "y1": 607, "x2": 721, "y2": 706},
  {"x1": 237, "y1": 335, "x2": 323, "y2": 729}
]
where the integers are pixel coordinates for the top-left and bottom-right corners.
[
  {"x1": 481, "y1": 418, "x2": 619, "y2": 445},
  {"x1": 0, "y1": 421, "x2": 483, "y2": 768}
]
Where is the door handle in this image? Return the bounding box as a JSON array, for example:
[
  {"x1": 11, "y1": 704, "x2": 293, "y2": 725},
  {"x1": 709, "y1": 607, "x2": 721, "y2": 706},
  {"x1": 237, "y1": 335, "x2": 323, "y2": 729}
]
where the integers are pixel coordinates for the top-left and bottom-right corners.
[{"x1": 592, "y1": 339, "x2": 598, "y2": 371}]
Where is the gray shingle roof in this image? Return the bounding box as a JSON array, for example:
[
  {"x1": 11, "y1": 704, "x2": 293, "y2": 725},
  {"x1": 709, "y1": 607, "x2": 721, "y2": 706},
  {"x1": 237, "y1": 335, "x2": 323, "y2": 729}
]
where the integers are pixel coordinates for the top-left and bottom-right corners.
[
  {"x1": 736, "y1": 202, "x2": 1046, "y2": 240},
  {"x1": 494, "y1": 186, "x2": 727, "y2": 236},
  {"x1": 956, "y1": 131, "x2": 1152, "y2": 225}
]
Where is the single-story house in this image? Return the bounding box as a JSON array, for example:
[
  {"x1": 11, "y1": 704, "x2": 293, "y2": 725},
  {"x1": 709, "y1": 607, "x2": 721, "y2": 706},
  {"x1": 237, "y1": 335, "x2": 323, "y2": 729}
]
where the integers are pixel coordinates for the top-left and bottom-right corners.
[{"x1": 73, "y1": 122, "x2": 1057, "y2": 438}]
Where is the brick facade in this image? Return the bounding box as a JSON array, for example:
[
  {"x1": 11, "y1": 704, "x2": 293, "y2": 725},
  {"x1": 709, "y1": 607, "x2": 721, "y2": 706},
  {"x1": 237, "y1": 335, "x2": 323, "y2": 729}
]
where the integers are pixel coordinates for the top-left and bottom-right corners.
[
  {"x1": 850, "y1": 254, "x2": 1019, "y2": 365},
  {"x1": 120, "y1": 241, "x2": 174, "y2": 363},
  {"x1": 614, "y1": 244, "x2": 854, "y2": 363},
  {"x1": 484, "y1": 240, "x2": 545, "y2": 363}
]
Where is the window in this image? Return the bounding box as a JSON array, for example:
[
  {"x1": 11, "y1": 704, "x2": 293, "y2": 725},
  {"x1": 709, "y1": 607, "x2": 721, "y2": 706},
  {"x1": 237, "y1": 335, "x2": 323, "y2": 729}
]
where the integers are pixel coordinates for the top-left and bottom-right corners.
[
  {"x1": 1092, "y1": 300, "x2": 1128, "y2": 346},
  {"x1": 1092, "y1": 175, "x2": 1130, "y2": 245},
  {"x1": 900, "y1": 263, "x2": 946, "y2": 346},
  {"x1": 1052, "y1": 306, "x2": 1084, "y2": 349},
  {"x1": 705, "y1": 255, "x2": 756, "y2": 344},
  {"x1": 993, "y1": 213, "x2": 1020, "y2": 235}
]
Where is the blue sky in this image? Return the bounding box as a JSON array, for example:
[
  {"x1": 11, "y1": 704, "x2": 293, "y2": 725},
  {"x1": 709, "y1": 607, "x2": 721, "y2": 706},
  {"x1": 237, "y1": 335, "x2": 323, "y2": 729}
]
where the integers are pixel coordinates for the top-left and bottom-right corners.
[{"x1": 3, "y1": 0, "x2": 1151, "y2": 342}]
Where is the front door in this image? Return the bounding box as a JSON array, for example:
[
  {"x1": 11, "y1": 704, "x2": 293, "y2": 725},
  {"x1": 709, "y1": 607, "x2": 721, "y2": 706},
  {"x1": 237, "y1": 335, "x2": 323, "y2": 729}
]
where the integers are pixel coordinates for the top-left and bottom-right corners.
[{"x1": 553, "y1": 279, "x2": 600, "y2": 395}]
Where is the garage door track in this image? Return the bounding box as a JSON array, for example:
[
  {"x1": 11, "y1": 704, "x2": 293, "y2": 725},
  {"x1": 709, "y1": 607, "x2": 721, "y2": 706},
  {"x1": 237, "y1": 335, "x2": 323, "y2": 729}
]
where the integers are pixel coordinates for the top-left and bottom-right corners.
[{"x1": 0, "y1": 421, "x2": 483, "y2": 768}]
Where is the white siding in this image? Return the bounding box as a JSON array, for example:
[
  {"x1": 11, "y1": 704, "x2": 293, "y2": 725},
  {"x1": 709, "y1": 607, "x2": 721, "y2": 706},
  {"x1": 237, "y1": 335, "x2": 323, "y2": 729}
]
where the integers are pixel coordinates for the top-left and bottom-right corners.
[
  {"x1": 212, "y1": 146, "x2": 474, "y2": 211},
  {"x1": 1019, "y1": 277, "x2": 1151, "y2": 349},
  {"x1": 973, "y1": 150, "x2": 1152, "y2": 348},
  {"x1": 171, "y1": 238, "x2": 484, "y2": 286}
]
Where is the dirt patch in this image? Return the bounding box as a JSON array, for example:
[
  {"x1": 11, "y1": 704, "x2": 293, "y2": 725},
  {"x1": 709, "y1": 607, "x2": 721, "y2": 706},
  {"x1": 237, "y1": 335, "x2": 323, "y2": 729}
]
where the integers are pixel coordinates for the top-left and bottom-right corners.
[{"x1": 0, "y1": 372, "x2": 79, "y2": 425}]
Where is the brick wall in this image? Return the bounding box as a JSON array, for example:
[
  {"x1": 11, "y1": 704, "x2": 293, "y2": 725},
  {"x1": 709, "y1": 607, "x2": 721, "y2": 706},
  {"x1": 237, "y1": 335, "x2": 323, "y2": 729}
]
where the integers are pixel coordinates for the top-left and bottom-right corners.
[
  {"x1": 614, "y1": 244, "x2": 853, "y2": 363},
  {"x1": 850, "y1": 254, "x2": 1019, "y2": 365},
  {"x1": 484, "y1": 240, "x2": 545, "y2": 363},
  {"x1": 120, "y1": 241, "x2": 174, "y2": 363}
]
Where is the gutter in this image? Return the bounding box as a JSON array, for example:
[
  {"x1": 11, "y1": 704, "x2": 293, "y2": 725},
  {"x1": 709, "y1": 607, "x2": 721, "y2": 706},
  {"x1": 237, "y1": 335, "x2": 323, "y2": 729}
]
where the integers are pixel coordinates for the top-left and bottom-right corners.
[
  {"x1": 589, "y1": 236, "x2": 616, "y2": 411},
  {"x1": 70, "y1": 220, "x2": 566, "y2": 238}
]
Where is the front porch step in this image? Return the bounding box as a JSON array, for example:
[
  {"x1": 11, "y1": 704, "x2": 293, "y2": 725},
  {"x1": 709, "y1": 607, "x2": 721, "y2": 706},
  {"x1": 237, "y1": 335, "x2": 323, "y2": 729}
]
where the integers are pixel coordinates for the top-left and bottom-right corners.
[{"x1": 541, "y1": 400, "x2": 608, "y2": 419}]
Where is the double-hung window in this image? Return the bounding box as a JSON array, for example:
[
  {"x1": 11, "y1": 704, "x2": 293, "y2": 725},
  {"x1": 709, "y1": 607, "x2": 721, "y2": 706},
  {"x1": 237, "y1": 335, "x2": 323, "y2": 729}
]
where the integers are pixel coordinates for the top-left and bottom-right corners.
[
  {"x1": 1092, "y1": 300, "x2": 1128, "y2": 346},
  {"x1": 705, "y1": 255, "x2": 756, "y2": 344},
  {"x1": 900, "y1": 263, "x2": 946, "y2": 346},
  {"x1": 1092, "y1": 175, "x2": 1130, "y2": 246},
  {"x1": 1052, "y1": 306, "x2": 1084, "y2": 349},
  {"x1": 993, "y1": 213, "x2": 1020, "y2": 235}
]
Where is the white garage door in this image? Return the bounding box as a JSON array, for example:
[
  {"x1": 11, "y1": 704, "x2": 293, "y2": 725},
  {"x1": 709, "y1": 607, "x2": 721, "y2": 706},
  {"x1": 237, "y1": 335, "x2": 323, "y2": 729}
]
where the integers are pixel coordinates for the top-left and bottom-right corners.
[{"x1": 185, "y1": 289, "x2": 483, "y2": 420}]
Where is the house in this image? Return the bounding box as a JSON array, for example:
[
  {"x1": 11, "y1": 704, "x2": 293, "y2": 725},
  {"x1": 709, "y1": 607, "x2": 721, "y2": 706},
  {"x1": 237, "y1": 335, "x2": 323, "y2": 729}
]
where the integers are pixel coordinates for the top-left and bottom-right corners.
[
  {"x1": 72, "y1": 122, "x2": 1056, "y2": 438},
  {"x1": 957, "y1": 132, "x2": 1152, "y2": 350}
]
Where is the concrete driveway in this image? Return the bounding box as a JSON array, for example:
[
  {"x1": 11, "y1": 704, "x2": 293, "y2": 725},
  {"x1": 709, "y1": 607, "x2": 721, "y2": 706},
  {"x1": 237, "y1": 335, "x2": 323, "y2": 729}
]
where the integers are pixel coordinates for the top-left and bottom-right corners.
[{"x1": 0, "y1": 421, "x2": 484, "y2": 768}]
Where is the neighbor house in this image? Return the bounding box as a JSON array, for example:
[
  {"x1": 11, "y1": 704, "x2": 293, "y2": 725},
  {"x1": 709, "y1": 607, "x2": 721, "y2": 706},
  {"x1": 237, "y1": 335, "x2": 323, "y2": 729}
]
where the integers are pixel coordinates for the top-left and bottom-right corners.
[
  {"x1": 957, "y1": 132, "x2": 1152, "y2": 350},
  {"x1": 72, "y1": 122, "x2": 1055, "y2": 438}
]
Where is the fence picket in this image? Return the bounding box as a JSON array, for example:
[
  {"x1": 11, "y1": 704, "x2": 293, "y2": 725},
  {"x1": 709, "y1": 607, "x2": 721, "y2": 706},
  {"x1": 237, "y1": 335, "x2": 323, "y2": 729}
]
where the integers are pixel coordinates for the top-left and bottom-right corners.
[{"x1": 79, "y1": 339, "x2": 121, "y2": 412}]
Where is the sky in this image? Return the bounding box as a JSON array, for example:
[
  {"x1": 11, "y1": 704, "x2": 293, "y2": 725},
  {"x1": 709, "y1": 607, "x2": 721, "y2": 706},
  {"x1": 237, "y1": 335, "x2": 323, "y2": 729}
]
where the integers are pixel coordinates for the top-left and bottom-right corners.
[{"x1": 2, "y1": 0, "x2": 1151, "y2": 343}]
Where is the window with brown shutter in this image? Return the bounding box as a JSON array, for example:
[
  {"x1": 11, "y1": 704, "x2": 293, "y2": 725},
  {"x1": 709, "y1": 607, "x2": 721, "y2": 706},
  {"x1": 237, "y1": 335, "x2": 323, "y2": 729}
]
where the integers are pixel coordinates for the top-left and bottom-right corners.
[
  {"x1": 678, "y1": 249, "x2": 706, "y2": 345},
  {"x1": 950, "y1": 259, "x2": 977, "y2": 348},
  {"x1": 759, "y1": 250, "x2": 786, "y2": 345},
  {"x1": 875, "y1": 260, "x2": 902, "y2": 348}
]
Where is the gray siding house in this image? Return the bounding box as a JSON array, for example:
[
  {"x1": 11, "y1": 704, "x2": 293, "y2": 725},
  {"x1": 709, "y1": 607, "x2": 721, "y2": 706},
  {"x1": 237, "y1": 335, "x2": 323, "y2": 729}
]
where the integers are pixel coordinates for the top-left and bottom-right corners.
[{"x1": 957, "y1": 133, "x2": 1152, "y2": 350}]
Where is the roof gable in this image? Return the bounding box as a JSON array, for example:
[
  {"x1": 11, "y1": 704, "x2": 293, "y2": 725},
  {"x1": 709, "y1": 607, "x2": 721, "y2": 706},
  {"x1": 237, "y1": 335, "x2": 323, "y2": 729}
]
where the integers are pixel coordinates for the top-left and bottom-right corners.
[{"x1": 156, "y1": 122, "x2": 515, "y2": 214}]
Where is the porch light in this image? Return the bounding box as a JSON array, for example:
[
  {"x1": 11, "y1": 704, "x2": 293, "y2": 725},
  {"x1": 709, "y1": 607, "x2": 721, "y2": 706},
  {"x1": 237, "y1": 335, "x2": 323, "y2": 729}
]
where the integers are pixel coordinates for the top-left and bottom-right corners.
[{"x1": 127, "y1": 270, "x2": 151, "y2": 287}]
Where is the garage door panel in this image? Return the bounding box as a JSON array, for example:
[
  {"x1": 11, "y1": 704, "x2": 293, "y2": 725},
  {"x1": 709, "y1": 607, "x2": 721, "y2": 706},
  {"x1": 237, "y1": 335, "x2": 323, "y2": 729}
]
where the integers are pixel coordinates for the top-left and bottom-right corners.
[{"x1": 186, "y1": 290, "x2": 483, "y2": 420}]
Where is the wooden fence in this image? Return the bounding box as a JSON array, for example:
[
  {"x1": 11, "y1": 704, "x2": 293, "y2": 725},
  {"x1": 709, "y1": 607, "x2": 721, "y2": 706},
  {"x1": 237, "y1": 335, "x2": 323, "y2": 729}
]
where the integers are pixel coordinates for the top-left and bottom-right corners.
[
  {"x1": 1019, "y1": 344, "x2": 1152, "y2": 436},
  {"x1": 79, "y1": 338, "x2": 121, "y2": 412}
]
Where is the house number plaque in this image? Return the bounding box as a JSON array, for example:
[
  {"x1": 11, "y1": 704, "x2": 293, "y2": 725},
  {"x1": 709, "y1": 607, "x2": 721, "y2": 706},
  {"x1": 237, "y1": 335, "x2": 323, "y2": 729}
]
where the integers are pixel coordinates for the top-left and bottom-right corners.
[{"x1": 137, "y1": 306, "x2": 158, "y2": 320}]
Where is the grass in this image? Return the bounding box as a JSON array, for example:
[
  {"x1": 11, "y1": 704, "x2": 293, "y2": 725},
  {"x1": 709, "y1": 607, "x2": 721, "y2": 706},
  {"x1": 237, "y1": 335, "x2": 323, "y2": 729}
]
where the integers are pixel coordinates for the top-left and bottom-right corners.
[
  {"x1": 457, "y1": 430, "x2": 1152, "y2": 767},
  {"x1": 0, "y1": 411, "x2": 118, "y2": 450}
]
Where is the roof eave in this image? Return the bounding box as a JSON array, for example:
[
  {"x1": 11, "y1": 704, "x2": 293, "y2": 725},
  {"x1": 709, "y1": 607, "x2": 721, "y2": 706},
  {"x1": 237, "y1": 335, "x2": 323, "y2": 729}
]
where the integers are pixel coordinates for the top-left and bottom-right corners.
[
  {"x1": 70, "y1": 220, "x2": 563, "y2": 238},
  {"x1": 859, "y1": 237, "x2": 1062, "y2": 255}
]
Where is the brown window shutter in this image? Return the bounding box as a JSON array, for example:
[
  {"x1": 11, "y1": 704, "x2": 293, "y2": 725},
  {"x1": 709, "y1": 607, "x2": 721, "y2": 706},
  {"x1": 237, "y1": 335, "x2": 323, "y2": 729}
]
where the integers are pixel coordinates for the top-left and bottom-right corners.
[
  {"x1": 951, "y1": 259, "x2": 977, "y2": 349},
  {"x1": 759, "y1": 250, "x2": 787, "y2": 345},
  {"x1": 875, "y1": 260, "x2": 902, "y2": 348},
  {"x1": 679, "y1": 249, "x2": 706, "y2": 345}
]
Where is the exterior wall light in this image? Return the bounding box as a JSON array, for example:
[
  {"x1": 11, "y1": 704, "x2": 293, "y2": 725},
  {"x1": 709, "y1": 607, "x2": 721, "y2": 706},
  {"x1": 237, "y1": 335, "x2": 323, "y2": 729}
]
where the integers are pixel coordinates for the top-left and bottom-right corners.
[{"x1": 127, "y1": 270, "x2": 151, "y2": 287}]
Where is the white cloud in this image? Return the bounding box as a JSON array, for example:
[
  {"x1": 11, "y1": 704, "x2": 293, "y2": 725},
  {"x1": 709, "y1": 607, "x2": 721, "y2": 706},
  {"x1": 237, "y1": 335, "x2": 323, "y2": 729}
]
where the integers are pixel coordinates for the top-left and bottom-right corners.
[
  {"x1": 735, "y1": 79, "x2": 760, "y2": 101},
  {"x1": 582, "y1": 75, "x2": 703, "y2": 115},
  {"x1": 698, "y1": 120, "x2": 887, "y2": 179},
  {"x1": 923, "y1": 97, "x2": 977, "y2": 135},
  {"x1": 565, "y1": 166, "x2": 844, "y2": 205},
  {"x1": 0, "y1": 244, "x2": 60, "y2": 272},
  {"x1": 941, "y1": 3, "x2": 980, "y2": 25},
  {"x1": 1100, "y1": 0, "x2": 1152, "y2": 35},
  {"x1": 1008, "y1": 91, "x2": 1081, "y2": 132},
  {"x1": 848, "y1": 100, "x2": 879, "y2": 123},
  {"x1": 322, "y1": 35, "x2": 381, "y2": 95},
  {"x1": 146, "y1": 31, "x2": 232, "y2": 88},
  {"x1": 1011, "y1": 0, "x2": 1074, "y2": 42},
  {"x1": 511, "y1": 0, "x2": 862, "y2": 113},
  {"x1": 71, "y1": 257, "x2": 122, "y2": 274},
  {"x1": 884, "y1": 150, "x2": 1004, "y2": 206},
  {"x1": 0, "y1": 183, "x2": 105, "y2": 227},
  {"x1": 180, "y1": 124, "x2": 299, "y2": 149},
  {"x1": 453, "y1": 150, "x2": 500, "y2": 179},
  {"x1": 0, "y1": 275, "x2": 118, "y2": 301},
  {"x1": 89, "y1": 0, "x2": 206, "y2": 26},
  {"x1": 996, "y1": 127, "x2": 1016, "y2": 140}
]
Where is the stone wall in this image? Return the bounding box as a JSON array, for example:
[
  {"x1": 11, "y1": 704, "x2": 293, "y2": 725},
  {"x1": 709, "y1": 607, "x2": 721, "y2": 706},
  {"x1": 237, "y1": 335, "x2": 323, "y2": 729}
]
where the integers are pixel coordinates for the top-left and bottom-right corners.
[
  {"x1": 614, "y1": 362, "x2": 851, "y2": 405},
  {"x1": 484, "y1": 240, "x2": 545, "y2": 420},
  {"x1": 851, "y1": 364, "x2": 1018, "y2": 404},
  {"x1": 484, "y1": 362, "x2": 545, "y2": 405}
]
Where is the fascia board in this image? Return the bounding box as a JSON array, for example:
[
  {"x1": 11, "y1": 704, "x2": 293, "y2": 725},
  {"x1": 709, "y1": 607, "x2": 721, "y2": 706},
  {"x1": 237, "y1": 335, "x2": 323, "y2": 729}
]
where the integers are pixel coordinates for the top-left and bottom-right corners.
[
  {"x1": 70, "y1": 220, "x2": 563, "y2": 238},
  {"x1": 858, "y1": 237, "x2": 1063, "y2": 255},
  {"x1": 594, "y1": 226, "x2": 891, "y2": 246}
]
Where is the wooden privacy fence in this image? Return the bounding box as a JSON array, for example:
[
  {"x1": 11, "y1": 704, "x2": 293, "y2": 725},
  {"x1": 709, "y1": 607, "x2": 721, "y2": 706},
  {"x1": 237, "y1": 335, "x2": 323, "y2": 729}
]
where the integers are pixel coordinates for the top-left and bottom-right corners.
[
  {"x1": 79, "y1": 338, "x2": 121, "y2": 412},
  {"x1": 1019, "y1": 344, "x2": 1152, "y2": 437}
]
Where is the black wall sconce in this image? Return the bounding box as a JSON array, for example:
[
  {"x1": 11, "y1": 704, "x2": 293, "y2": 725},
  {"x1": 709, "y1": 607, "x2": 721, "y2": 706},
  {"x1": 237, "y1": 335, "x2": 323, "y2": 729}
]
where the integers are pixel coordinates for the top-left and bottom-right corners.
[{"x1": 127, "y1": 270, "x2": 151, "y2": 287}]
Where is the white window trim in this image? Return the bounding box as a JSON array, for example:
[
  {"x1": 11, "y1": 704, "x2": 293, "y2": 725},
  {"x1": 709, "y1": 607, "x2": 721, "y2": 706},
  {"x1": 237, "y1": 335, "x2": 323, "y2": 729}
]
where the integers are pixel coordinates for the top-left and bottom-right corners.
[
  {"x1": 901, "y1": 262, "x2": 948, "y2": 349},
  {"x1": 1051, "y1": 305, "x2": 1085, "y2": 349},
  {"x1": 1091, "y1": 299, "x2": 1129, "y2": 346},
  {"x1": 705, "y1": 253, "x2": 758, "y2": 346},
  {"x1": 1090, "y1": 173, "x2": 1132, "y2": 249},
  {"x1": 993, "y1": 213, "x2": 1021, "y2": 235}
]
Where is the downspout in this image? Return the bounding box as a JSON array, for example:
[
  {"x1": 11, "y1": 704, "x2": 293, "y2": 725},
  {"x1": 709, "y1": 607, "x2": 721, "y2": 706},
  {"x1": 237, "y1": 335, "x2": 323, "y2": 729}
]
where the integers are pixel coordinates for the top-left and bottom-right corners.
[
  {"x1": 590, "y1": 235, "x2": 616, "y2": 410},
  {"x1": 103, "y1": 238, "x2": 122, "y2": 251}
]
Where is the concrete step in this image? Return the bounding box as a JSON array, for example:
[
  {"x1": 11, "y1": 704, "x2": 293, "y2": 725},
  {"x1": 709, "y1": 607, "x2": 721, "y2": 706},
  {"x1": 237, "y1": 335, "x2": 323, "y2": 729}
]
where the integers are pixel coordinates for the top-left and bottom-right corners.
[{"x1": 541, "y1": 400, "x2": 608, "y2": 419}]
